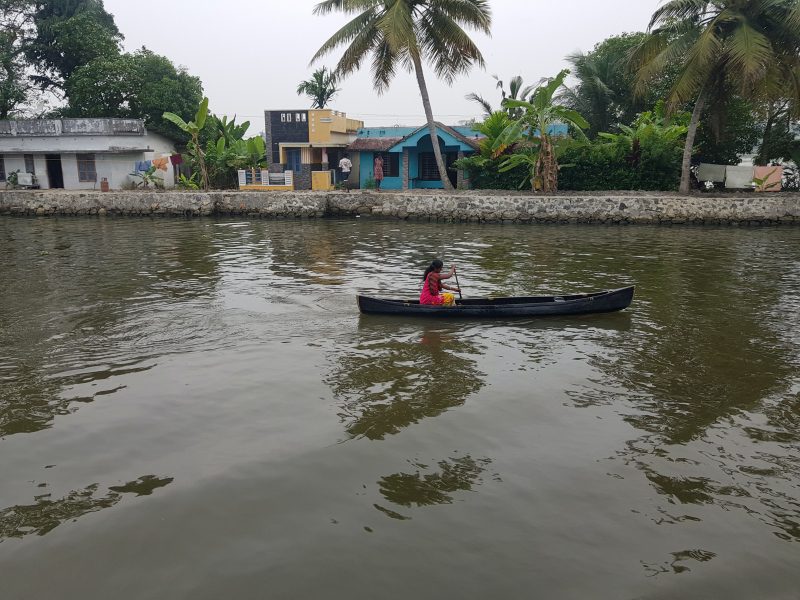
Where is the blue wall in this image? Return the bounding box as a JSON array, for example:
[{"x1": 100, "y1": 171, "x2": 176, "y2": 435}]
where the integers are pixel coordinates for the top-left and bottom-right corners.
[
  {"x1": 356, "y1": 127, "x2": 480, "y2": 189},
  {"x1": 359, "y1": 151, "x2": 404, "y2": 190}
]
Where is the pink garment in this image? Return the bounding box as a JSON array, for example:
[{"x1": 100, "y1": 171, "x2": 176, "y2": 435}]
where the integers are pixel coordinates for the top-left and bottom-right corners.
[
  {"x1": 754, "y1": 166, "x2": 782, "y2": 192},
  {"x1": 374, "y1": 157, "x2": 384, "y2": 181},
  {"x1": 419, "y1": 273, "x2": 444, "y2": 305}
]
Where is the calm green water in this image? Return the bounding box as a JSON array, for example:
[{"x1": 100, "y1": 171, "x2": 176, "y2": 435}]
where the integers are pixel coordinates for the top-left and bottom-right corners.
[{"x1": 1, "y1": 216, "x2": 799, "y2": 599}]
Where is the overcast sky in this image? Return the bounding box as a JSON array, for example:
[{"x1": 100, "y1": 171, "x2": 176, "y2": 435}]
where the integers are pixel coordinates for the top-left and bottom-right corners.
[{"x1": 102, "y1": 0, "x2": 662, "y2": 132}]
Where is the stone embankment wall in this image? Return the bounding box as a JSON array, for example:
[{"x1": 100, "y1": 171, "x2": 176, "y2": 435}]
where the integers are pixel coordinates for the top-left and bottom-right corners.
[{"x1": 2, "y1": 189, "x2": 799, "y2": 224}]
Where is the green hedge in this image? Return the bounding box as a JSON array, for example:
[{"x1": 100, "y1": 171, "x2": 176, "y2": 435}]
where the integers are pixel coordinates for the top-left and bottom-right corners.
[{"x1": 461, "y1": 136, "x2": 684, "y2": 192}]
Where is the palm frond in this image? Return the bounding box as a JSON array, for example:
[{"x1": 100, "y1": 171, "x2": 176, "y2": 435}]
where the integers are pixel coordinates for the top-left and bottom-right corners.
[
  {"x1": 371, "y1": 35, "x2": 398, "y2": 93},
  {"x1": 418, "y1": 9, "x2": 484, "y2": 84},
  {"x1": 465, "y1": 92, "x2": 493, "y2": 116},
  {"x1": 378, "y1": 0, "x2": 416, "y2": 54},
  {"x1": 666, "y1": 22, "x2": 720, "y2": 109},
  {"x1": 313, "y1": 0, "x2": 380, "y2": 16},
  {"x1": 310, "y1": 8, "x2": 379, "y2": 66},
  {"x1": 725, "y1": 19, "x2": 774, "y2": 90},
  {"x1": 427, "y1": 0, "x2": 492, "y2": 34},
  {"x1": 648, "y1": 0, "x2": 710, "y2": 30}
]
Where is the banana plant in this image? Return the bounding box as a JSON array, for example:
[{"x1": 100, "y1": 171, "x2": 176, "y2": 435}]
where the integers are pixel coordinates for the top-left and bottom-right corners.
[
  {"x1": 496, "y1": 70, "x2": 589, "y2": 192},
  {"x1": 163, "y1": 97, "x2": 210, "y2": 190}
]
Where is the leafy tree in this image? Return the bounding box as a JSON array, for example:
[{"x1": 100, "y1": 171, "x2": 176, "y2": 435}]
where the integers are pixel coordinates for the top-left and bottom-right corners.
[
  {"x1": 312, "y1": 0, "x2": 492, "y2": 191},
  {"x1": 632, "y1": 0, "x2": 800, "y2": 194},
  {"x1": 755, "y1": 99, "x2": 800, "y2": 165},
  {"x1": 562, "y1": 33, "x2": 676, "y2": 138},
  {"x1": 497, "y1": 69, "x2": 589, "y2": 192},
  {"x1": 0, "y1": 0, "x2": 35, "y2": 118},
  {"x1": 694, "y1": 94, "x2": 764, "y2": 164},
  {"x1": 63, "y1": 48, "x2": 203, "y2": 141},
  {"x1": 26, "y1": 0, "x2": 122, "y2": 92},
  {"x1": 296, "y1": 67, "x2": 340, "y2": 109}
]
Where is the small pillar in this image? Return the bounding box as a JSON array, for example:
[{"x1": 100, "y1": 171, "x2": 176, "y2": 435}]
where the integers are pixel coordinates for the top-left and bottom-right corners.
[
  {"x1": 456, "y1": 151, "x2": 466, "y2": 189},
  {"x1": 402, "y1": 148, "x2": 410, "y2": 190}
]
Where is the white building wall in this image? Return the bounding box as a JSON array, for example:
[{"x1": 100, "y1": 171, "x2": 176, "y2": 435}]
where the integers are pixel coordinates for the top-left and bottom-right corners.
[
  {"x1": 1, "y1": 154, "x2": 26, "y2": 182},
  {"x1": 1, "y1": 128, "x2": 177, "y2": 189},
  {"x1": 1, "y1": 148, "x2": 176, "y2": 189}
]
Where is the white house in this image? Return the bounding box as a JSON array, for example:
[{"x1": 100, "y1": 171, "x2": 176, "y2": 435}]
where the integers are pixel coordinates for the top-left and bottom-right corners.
[{"x1": 0, "y1": 118, "x2": 177, "y2": 190}]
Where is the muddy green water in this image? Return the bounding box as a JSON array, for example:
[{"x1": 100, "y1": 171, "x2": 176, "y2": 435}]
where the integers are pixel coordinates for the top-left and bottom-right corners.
[{"x1": 1, "y1": 217, "x2": 799, "y2": 599}]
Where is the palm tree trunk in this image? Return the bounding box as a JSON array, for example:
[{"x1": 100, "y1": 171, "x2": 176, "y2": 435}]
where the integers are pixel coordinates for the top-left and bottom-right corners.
[
  {"x1": 679, "y1": 88, "x2": 708, "y2": 195},
  {"x1": 411, "y1": 53, "x2": 454, "y2": 191}
]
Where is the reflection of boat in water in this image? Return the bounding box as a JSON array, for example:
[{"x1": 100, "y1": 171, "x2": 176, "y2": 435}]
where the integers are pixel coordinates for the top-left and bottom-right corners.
[{"x1": 357, "y1": 286, "x2": 634, "y2": 318}]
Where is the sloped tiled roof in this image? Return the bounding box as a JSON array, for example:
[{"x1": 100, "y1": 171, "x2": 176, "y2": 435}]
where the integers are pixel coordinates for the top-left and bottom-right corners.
[
  {"x1": 348, "y1": 137, "x2": 404, "y2": 152},
  {"x1": 349, "y1": 122, "x2": 481, "y2": 154}
]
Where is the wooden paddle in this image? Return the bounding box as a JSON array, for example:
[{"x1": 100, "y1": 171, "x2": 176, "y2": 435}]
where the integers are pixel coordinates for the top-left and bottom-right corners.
[{"x1": 454, "y1": 266, "x2": 463, "y2": 300}]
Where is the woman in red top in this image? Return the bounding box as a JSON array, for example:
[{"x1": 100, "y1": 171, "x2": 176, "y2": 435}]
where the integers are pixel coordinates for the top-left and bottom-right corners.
[
  {"x1": 419, "y1": 259, "x2": 460, "y2": 306},
  {"x1": 374, "y1": 155, "x2": 384, "y2": 191}
]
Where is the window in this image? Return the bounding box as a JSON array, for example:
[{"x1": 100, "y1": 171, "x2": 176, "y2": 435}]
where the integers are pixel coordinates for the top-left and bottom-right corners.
[
  {"x1": 281, "y1": 113, "x2": 287, "y2": 123},
  {"x1": 77, "y1": 153, "x2": 97, "y2": 182},
  {"x1": 301, "y1": 113, "x2": 307, "y2": 122},
  {"x1": 0, "y1": 156, "x2": 5, "y2": 182},
  {"x1": 419, "y1": 152, "x2": 440, "y2": 180},
  {"x1": 374, "y1": 152, "x2": 400, "y2": 178},
  {"x1": 24, "y1": 154, "x2": 35, "y2": 174}
]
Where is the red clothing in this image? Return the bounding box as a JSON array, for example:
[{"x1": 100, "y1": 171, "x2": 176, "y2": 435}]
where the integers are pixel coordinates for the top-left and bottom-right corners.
[
  {"x1": 420, "y1": 272, "x2": 444, "y2": 305},
  {"x1": 374, "y1": 157, "x2": 384, "y2": 181}
]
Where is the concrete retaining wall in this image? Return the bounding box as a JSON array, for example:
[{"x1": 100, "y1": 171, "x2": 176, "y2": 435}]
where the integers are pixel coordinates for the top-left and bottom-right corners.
[{"x1": 1, "y1": 189, "x2": 799, "y2": 224}]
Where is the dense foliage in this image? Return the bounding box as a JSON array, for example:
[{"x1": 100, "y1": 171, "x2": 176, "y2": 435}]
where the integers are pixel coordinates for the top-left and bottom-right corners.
[
  {"x1": 460, "y1": 104, "x2": 688, "y2": 191},
  {"x1": 631, "y1": 0, "x2": 800, "y2": 193},
  {"x1": 0, "y1": 0, "x2": 203, "y2": 142}
]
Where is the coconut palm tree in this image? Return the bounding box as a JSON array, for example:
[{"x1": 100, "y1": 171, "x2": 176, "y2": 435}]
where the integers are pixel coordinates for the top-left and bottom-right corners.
[
  {"x1": 632, "y1": 0, "x2": 800, "y2": 194},
  {"x1": 311, "y1": 0, "x2": 492, "y2": 190},
  {"x1": 296, "y1": 67, "x2": 341, "y2": 109}
]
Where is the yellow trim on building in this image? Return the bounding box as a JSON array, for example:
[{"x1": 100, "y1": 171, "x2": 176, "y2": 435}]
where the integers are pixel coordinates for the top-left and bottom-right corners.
[{"x1": 308, "y1": 110, "x2": 364, "y2": 145}]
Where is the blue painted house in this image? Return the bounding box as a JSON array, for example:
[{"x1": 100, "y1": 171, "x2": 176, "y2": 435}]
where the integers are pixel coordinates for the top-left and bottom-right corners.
[{"x1": 348, "y1": 123, "x2": 481, "y2": 189}]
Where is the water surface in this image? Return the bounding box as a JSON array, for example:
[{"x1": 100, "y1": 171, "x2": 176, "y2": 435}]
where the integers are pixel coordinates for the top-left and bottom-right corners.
[{"x1": 1, "y1": 217, "x2": 799, "y2": 599}]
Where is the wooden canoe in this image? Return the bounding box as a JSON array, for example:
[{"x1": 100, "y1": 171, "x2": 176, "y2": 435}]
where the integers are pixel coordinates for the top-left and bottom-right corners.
[{"x1": 357, "y1": 286, "x2": 634, "y2": 318}]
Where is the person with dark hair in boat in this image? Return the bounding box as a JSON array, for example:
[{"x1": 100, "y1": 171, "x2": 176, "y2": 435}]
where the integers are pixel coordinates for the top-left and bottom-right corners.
[{"x1": 420, "y1": 259, "x2": 460, "y2": 306}]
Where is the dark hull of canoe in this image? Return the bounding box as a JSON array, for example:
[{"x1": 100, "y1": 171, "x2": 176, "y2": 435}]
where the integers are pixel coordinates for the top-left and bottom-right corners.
[{"x1": 357, "y1": 286, "x2": 634, "y2": 318}]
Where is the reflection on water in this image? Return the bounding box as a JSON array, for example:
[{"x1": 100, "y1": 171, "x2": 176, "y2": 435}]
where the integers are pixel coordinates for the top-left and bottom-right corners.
[
  {"x1": 1, "y1": 217, "x2": 800, "y2": 598},
  {"x1": 641, "y1": 548, "x2": 717, "y2": 577},
  {"x1": 374, "y1": 454, "x2": 497, "y2": 520},
  {"x1": 328, "y1": 320, "x2": 485, "y2": 440},
  {"x1": 0, "y1": 476, "x2": 173, "y2": 541}
]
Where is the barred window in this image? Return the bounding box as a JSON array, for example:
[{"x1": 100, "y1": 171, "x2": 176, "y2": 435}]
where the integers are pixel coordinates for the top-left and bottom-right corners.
[
  {"x1": 374, "y1": 152, "x2": 400, "y2": 178},
  {"x1": 77, "y1": 153, "x2": 97, "y2": 182},
  {"x1": 419, "y1": 152, "x2": 439, "y2": 180},
  {"x1": 0, "y1": 157, "x2": 5, "y2": 182},
  {"x1": 24, "y1": 154, "x2": 35, "y2": 174}
]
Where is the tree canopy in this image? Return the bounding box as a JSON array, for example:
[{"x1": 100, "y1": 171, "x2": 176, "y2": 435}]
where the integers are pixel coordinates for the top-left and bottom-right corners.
[
  {"x1": 64, "y1": 48, "x2": 203, "y2": 141},
  {"x1": 0, "y1": 0, "x2": 203, "y2": 142}
]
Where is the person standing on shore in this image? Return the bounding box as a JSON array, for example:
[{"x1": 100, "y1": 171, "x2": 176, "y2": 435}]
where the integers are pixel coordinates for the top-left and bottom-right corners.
[
  {"x1": 374, "y1": 154, "x2": 384, "y2": 191},
  {"x1": 338, "y1": 154, "x2": 352, "y2": 186}
]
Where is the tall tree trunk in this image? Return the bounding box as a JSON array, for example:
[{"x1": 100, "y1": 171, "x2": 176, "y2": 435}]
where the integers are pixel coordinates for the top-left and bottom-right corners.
[
  {"x1": 679, "y1": 89, "x2": 708, "y2": 195},
  {"x1": 411, "y1": 53, "x2": 454, "y2": 191}
]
